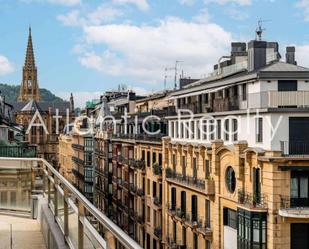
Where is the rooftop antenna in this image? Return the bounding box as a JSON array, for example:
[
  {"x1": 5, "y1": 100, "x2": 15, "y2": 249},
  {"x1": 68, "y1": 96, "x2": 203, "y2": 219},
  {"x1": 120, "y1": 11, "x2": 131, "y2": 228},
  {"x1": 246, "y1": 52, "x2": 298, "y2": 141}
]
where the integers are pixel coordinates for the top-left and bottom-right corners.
[
  {"x1": 174, "y1": 60, "x2": 184, "y2": 89},
  {"x1": 256, "y1": 19, "x2": 270, "y2": 41}
]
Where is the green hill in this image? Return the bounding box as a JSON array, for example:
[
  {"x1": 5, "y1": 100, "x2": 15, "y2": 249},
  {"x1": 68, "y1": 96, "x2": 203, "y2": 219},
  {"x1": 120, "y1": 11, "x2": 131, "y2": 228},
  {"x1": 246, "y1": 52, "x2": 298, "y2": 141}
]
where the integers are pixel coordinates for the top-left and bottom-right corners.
[{"x1": 0, "y1": 83, "x2": 64, "y2": 103}]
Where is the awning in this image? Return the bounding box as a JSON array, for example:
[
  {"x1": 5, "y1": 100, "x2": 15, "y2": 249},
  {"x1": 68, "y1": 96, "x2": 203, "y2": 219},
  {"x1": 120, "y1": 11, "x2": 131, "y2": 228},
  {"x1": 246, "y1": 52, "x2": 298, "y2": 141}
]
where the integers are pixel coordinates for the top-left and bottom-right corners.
[{"x1": 169, "y1": 85, "x2": 230, "y2": 100}]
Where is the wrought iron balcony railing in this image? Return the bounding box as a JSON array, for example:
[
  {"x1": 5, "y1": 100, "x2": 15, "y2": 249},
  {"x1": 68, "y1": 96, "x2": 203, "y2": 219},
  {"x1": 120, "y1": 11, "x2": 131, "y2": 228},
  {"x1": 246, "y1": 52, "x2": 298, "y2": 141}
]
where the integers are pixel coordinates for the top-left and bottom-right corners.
[
  {"x1": 238, "y1": 190, "x2": 268, "y2": 209},
  {"x1": 165, "y1": 168, "x2": 215, "y2": 194}
]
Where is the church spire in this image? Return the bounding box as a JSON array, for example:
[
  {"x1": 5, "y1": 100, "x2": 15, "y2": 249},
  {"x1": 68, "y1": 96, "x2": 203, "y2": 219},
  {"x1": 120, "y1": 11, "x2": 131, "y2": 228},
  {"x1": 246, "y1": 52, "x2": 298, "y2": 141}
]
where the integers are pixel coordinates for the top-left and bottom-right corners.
[
  {"x1": 18, "y1": 27, "x2": 41, "y2": 102},
  {"x1": 24, "y1": 26, "x2": 36, "y2": 69}
]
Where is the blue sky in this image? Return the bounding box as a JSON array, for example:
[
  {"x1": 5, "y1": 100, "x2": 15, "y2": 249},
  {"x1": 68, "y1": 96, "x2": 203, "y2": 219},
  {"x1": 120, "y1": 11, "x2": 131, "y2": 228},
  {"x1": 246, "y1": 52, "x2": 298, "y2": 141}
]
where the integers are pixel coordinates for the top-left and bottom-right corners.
[{"x1": 0, "y1": 0, "x2": 309, "y2": 106}]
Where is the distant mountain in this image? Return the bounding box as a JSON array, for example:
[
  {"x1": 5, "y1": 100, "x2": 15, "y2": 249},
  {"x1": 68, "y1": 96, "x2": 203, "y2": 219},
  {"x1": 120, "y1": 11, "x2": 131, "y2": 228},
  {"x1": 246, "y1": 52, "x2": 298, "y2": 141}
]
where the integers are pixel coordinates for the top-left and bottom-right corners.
[{"x1": 0, "y1": 83, "x2": 64, "y2": 103}]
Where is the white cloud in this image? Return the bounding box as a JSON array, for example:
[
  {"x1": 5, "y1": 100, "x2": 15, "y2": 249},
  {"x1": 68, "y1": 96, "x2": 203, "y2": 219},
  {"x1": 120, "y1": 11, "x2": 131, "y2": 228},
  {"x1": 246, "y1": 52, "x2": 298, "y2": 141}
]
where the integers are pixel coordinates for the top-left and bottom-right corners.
[
  {"x1": 0, "y1": 55, "x2": 14, "y2": 76},
  {"x1": 295, "y1": 45, "x2": 309, "y2": 67},
  {"x1": 296, "y1": 0, "x2": 309, "y2": 21},
  {"x1": 57, "y1": 10, "x2": 81, "y2": 26},
  {"x1": 193, "y1": 8, "x2": 210, "y2": 23},
  {"x1": 77, "y1": 17, "x2": 232, "y2": 84},
  {"x1": 179, "y1": 0, "x2": 195, "y2": 5},
  {"x1": 225, "y1": 8, "x2": 249, "y2": 20},
  {"x1": 57, "y1": 4, "x2": 123, "y2": 27},
  {"x1": 204, "y1": 0, "x2": 251, "y2": 5},
  {"x1": 112, "y1": 0, "x2": 150, "y2": 11}
]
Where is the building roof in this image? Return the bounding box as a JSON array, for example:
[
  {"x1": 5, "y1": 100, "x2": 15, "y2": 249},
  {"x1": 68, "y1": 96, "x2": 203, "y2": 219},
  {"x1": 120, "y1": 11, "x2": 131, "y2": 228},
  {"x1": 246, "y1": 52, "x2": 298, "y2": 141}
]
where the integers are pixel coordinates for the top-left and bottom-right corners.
[
  {"x1": 11, "y1": 101, "x2": 71, "y2": 113},
  {"x1": 259, "y1": 61, "x2": 309, "y2": 72},
  {"x1": 170, "y1": 61, "x2": 309, "y2": 98},
  {"x1": 21, "y1": 100, "x2": 41, "y2": 112}
]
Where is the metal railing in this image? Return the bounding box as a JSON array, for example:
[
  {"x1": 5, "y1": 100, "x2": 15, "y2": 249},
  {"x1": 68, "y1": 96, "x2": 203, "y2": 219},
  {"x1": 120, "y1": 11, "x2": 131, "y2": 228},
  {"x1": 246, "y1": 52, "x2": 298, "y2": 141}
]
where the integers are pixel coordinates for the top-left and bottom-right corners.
[
  {"x1": 165, "y1": 168, "x2": 206, "y2": 190},
  {"x1": 0, "y1": 145, "x2": 37, "y2": 157},
  {"x1": 238, "y1": 190, "x2": 268, "y2": 209},
  {"x1": 280, "y1": 195, "x2": 309, "y2": 209},
  {"x1": 280, "y1": 141, "x2": 309, "y2": 156},
  {"x1": 0, "y1": 157, "x2": 142, "y2": 249}
]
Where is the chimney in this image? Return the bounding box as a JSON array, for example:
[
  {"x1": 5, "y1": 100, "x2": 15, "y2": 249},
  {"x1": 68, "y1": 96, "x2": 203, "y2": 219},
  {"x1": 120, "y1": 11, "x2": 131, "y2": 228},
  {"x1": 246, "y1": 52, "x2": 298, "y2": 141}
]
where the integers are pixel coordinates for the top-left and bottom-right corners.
[
  {"x1": 231, "y1": 42, "x2": 247, "y2": 64},
  {"x1": 286, "y1": 46, "x2": 297, "y2": 65},
  {"x1": 247, "y1": 40, "x2": 267, "y2": 72}
]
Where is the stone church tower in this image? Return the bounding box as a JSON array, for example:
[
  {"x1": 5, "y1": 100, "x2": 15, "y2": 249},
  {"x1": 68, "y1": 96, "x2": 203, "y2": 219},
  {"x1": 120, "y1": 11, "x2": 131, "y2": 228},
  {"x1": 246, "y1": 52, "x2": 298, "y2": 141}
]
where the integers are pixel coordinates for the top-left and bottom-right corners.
[{"x1": 18, "y1": 27, "x2": 41, "y2": 102}]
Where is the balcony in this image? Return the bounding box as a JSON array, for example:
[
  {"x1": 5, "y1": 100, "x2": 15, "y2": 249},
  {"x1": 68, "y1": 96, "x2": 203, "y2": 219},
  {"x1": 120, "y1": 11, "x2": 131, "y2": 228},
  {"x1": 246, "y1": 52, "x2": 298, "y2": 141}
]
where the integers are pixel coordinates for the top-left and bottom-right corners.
[
  {"x1": 0, "y1": 145, "x2": 37, "y2": 157},
  {"x1": 112, "y1": 133, "x2": 164, "y2": 143},
  {"x1": 166, "y1": 168, "x2": 215, "y2": 195},
  {"x1": 129, "y1": 183, "x2": 137, "y2": 194},
  {"x1": 153, "y1": 196, "x2": 162, "y2": 208},
  {"x1": 0, "y1": 157, "x2": 142, "y2": 249},
  {"x1": 280, "y1": 141, "x2": 309, "y2": 156},
  {"x1": 152, "y1": 163, "x2": 162, "y2": 177},
  {"x1": 72, "y1": 143, "x2": 84, "y2": 150},
  {"x1": 154, "y1": 227, "x2": 162, "y2": 239},
  {"x1": 279, "y1": 196, "x2": 309, "y2": 218},
  {"x1": 167, "y1": 204, "x2": 212, "y2": 238},
  {"x1": 137, "y1": 188, "x2": 145, "y2": 197},
  {"x1": 72, "y1": 155, "x2": 84, "y2": 165},
  {"x1": 176, "y1": 91, "x2": 309, "y2": 115},
  {"x1": 237, "y1": 190, "x2": 268, "y2": 211}
]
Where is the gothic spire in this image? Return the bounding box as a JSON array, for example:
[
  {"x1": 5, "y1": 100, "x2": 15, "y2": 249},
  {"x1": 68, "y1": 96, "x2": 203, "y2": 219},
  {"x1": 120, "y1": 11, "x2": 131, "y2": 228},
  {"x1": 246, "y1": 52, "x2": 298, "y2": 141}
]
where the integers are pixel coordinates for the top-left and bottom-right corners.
[
  {"x1": 18, "y1": 27, "x2": 40, "y2": 102},
  {"x1": 24, "y1": 26, "x2": 36, "y2": 69}
]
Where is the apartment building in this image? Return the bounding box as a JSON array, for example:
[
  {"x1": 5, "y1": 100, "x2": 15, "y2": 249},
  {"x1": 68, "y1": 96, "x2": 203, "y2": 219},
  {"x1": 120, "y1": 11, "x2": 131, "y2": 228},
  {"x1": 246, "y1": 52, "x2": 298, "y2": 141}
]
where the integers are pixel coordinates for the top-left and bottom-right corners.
[
  {"x1": 163, "y1": 39, "x2": 309, "y2": 249},
  {"x1": 72, "y1": 117, "x2": 95, "y2": 202},
  {"x1": 94, "y1": 91, "x2": 175, "y2": 248}
]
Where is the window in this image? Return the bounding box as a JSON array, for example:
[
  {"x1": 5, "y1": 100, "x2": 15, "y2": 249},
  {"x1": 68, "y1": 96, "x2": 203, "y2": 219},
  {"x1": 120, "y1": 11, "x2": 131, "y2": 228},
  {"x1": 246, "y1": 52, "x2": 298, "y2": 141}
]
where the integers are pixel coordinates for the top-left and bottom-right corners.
[
  {"x1": 173, "y1": 154, "x2": 176, "y2": 171},
  {"x1": 158, "y1": 153, "x2": 162, "y2": 166},
  {"x1": 193, "y1": 233, "x2": 198, "y2": 249},
  {"x1": 147, "y1": 206, "x2": 150, "y2": 222},
  {"x1": 232, "y1": 119, "x2": 238, "y2": 141},
  {"x1": 147, "y1": 151, "x2": 150, "y2": 167},
  {"x1": 191, "y1": 195, "x2": 198, "y2": 222},
  {"x1": 153, "y1": 152, "x2": 157, "y2": 165},
  {"x1": 206, "y1": 199, "x2": 211, "y2": 228},
  {"x1": 204, "y1": 93, "x2": 209, "y2": 104},
  {"x1": 224, "y1": 119, "x2": 230, "y2": 141},
  {"x1": 217, "y1": 120, "x2": 221, "y2": 139},
  {"x1": 278, "y1": 80, "x2": 297, "y2": 91},
  {"x1": 182, "y1": 226, "x2": 187, "y2": 246},
  {"x1": 226, "y1": 166, "x2": 236, "y2": 193},
  {"x1": 153, "y1": 181, "x2": 157, "y2": 198},
  {"x1": 193, "y1": 157, "x2": 197, "y2": 179},
  {"x1": 182, "y1": 156, "x2": 186, "y2": 176},
  {"x1": 290, "y1": 171, "x2": 309, "y2": 207},
  {"x1": 256, "y1": 117, "x2": 263, "y2": 143},
  {"x1": 237, "y1": 209, "x2": 267, "y2": 249},
  {"x1": 171, "y1": 187, "x2": 176, "y2": 210},
  {"x1": 173, "y1": 221, "x2": 177, "y2": 241},
  {"x1": 141, "y1": 150, "x2": 145, "y2": 161},
  {"x1": 153, "y1": 239, "x2": 157, "y2": 249},
  {"x1": 242, "y1": 84, "x2": 247, "y2": 101},
  {"x1": 191, "y1": 121, "x2": 195, "y2": 139},
  {"x1": 147, "y1": 179, "x2": 150, "y2": 195},
  {"x1": 205, "y1": 160, "x2": 210, "y2": 178},
  {"x1": 223, "y1": 208, "x2": 237, "y2": 229}
]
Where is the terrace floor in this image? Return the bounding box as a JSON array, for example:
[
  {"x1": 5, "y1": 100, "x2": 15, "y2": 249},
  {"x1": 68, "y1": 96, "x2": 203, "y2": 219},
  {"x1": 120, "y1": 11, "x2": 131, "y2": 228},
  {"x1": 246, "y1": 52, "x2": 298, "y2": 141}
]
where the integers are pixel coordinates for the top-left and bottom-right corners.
[{"x1": 0, "y1": 214, "x2": 46, "y2": 249}]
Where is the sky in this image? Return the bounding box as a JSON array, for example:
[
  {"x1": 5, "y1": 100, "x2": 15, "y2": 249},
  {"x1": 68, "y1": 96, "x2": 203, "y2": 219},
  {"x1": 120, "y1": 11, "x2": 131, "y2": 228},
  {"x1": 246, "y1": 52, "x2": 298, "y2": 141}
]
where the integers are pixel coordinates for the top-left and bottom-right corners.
[{"x1": 1, "y1": 0, "x2": 309, "y2": 107}]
